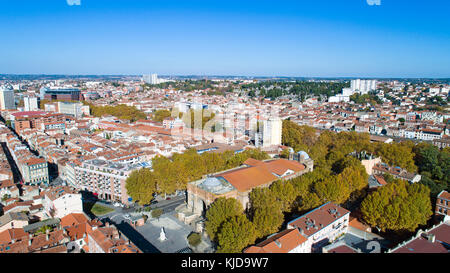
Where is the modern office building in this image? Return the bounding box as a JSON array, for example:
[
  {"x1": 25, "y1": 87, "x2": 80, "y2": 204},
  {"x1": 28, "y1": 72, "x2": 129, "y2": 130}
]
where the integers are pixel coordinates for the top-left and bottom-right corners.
[
  {"x1": 40, "y1": 87, "x2": 82, "y2": 101},
  {"x1": 0, "y1": 86, "x2": 16, "y2": 110}
]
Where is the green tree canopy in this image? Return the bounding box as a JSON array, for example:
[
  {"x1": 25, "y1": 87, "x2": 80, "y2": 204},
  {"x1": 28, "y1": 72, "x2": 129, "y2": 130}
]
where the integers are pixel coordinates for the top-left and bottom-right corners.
[
  {"x1": 125, "y1": 168, "x2": 157, "y2": 205},
  {"x1": 216, "y1": 215, "x2": 258, "y2": 253},
  {"x1": 249, "y1": 187, "x2": 284, "y2": 238},
  {"x1": 151, "y1": 109, "x2": 172, "y2": 122},
  {"x1": 361, "y1": 180, "x2": 432, "y2": 232},
  {"x1": 269, "y1": 180, "x2": 297, "y2": 212},
  {"x1": 88, "y1": 103, "x2": 147, "y2": 122},
  {"x1": 205, "y1": 198, "x2": 243, "y2": 242}
]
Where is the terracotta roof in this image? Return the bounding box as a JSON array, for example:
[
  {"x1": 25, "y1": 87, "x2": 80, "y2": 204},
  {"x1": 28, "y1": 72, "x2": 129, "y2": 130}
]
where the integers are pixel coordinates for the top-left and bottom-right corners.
[
  {"x1": 215, "y1": 158, "x2": 306, "y2": 192},
  {"x1": 429, "y1": 222, "x2": 450, "y2": 246},
  {"x1": 438, "y1": 191, "x2": 450, "y2": 201},
  {"x1": 243, "y1": 158, "x2": 265, "y2": 166},
  {"x1": 217, "y1": 165, "x2": 277, "y2": 192},
  {"x1": 263, "y1": 159, "x2": 306, "y2": 176},
  {"x1": 349, "y1": 217, "x2": 371, "y2": 232},
  {"x1": 392, "y1": 236, "x2": 448, "y2": 253},
  {"x1": 23, "y1": 157, "x2": 46, "y2": 166},
  {"x1": 43, "y1": 186, "x2": 79, "y2": 201},
  {"x1": 244, "y1": 229, "x2": 307, "y2": 253},
  {"x1": 61, "y1": 213, "x2": 89, "y2": 227},
  {"x1": 35, "y1": 244, "x2": 67, "y2": 253},
  {"x1": 326, "y1": 245, "x2": 358, "y2": 253},
  {"x1": 374, "y1": 175, "x2": 387, "y2": 186},
  {"x1": 0, "y1": 228, "x2": 28, "y2": 244},
  {"x1": 2, "y1": 201, "x2": 34, "y2": 214}
]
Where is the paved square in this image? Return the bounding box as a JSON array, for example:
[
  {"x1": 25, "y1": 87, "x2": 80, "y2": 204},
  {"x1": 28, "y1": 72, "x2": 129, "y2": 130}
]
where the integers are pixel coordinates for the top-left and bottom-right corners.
[{"x1": 135, "y1": 213, "x2": 195, "y2": 253}]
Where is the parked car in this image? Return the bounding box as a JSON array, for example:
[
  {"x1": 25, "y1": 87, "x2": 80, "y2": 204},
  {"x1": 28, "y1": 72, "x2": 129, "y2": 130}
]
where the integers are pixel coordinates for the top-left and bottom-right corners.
[{"x1": 113, "y1": 202, "x2": 122, "y2": 207}]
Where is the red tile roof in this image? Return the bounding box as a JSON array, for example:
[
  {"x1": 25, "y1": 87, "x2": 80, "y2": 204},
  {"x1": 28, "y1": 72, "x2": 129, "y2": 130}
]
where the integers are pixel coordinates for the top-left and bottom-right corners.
[
  {"x1": 244, "y1": 229, "x2": 307, "y2": 253},
  {"x1": 215, "y1": 158, "x2": 306, "y2": 192}
]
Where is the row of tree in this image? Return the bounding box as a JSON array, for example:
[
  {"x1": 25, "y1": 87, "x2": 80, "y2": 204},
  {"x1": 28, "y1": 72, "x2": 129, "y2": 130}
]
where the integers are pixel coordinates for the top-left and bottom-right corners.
[
  {"x1": 350, "y1": 93, "x2": 382, "y2": 105},
  {"x1": 125, "y1": 148, "x2": 270, "y2": 205},
  {"x1": 151, "y1": 109, "x2": 172, "y2": 122},
  {"x1": 88, "y1": 103, "x2": 147, "y2": 122},
  {"x1": 242, "y1": 81, "x2": 350, "y2": 100},
  {"x1": 361, "y1": 179, "x2": 432, "y2": 232}
]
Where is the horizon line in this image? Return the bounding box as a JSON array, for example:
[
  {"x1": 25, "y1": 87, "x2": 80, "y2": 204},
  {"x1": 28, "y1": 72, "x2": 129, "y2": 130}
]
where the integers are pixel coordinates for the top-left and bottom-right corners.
[{"x1": 1, "y1": 74, "x2": 449, "y2": 80}]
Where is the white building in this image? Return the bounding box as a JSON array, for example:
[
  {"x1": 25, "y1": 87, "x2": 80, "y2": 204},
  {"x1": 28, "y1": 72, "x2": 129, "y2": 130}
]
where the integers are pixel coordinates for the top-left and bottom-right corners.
[
  {"x1": 42, "y1": 186, "x2": 83, "y2": 219},
  {"x1": 328, "y1": 94, "x2": 350, "y2": 103},
  {"x1": 262, "y1": 117, "x2": 282, "y2": 147},
  {"x1": 143, "y1": 74, "x2": 159, "y2": 84},
  {"x1": 244, "y1": 228, "x2": 310, "y2": 253},
  {"x1": 57, "y1": 101, "x2": 90, "y2": 118},
  {"x1": 245, "y1": 202, "x2": 350, "y2": 253},
  {"x1": 0, "y1": 86, "x2": 15, "y2": 110},
  {"x1": 24, "y1": 96, "x2": 39, "y2": 111},
  {"x1": 287, "y1": 202, "x2": 350, "y2": 252},
  {"x1": 351, "y1": 79, "x2": 377, "y2": 94},
  {"x1": 74, "y1": 159, "x2": 149, "y2": 204}
]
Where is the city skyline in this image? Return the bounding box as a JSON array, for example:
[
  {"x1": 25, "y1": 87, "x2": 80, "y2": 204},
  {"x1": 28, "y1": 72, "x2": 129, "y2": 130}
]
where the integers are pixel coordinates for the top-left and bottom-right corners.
[{"x1": 1, "y1": 0, "x2": 449, "y2": 77}]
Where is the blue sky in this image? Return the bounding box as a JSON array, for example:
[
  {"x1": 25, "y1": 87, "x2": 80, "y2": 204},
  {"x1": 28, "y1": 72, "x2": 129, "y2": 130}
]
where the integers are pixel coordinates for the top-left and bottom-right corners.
[{"x1": 0, "y1": 0, "x2": 449, "y2": 77}]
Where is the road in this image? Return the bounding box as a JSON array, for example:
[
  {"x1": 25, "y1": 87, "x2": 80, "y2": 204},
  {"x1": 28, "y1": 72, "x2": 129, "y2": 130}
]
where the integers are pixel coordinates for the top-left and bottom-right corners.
[
  {"x1": 95, "y1": 195, "x2": 186, "y2": 222},
  {"x1": 151, "y1": 195, "x2": 186, "y2": 214}
]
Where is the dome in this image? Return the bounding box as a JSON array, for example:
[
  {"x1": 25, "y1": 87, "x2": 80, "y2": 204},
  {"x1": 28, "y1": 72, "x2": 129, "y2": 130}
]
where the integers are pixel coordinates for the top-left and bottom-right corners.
[
  {"x1": 202, "y1": 177, "x2": 222, "y2": 189},
  {"x1": 297, "y1": 151, "x2": 310, "y2": 160}
]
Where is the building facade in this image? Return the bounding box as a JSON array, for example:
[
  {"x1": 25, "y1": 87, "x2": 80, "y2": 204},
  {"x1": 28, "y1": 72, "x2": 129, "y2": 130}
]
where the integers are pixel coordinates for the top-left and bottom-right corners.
[
  {"x1": 74, "y1": 159, "x2": 148, "y2": 203},
  {"x1": 40, "y1": 87, "x2": 82, "y2": 101},
  {"x1": 435, "y1": 191, "x2": 450, "y2": 217},
  {"x1": 0, "y1": 86, "x2": 15, "y2": 110},
  {"x1": 20, "y1": 158, "x2": 49, "y2": 186},
  {"x1": 262, "y1": 117, "x2": 282, "y2": 147}
]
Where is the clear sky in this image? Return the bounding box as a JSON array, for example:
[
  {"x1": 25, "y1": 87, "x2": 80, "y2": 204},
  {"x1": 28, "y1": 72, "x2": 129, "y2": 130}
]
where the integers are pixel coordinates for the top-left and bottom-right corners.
[{"x1": 0, "y1": 0, "x2": 449, "y2": 77}]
